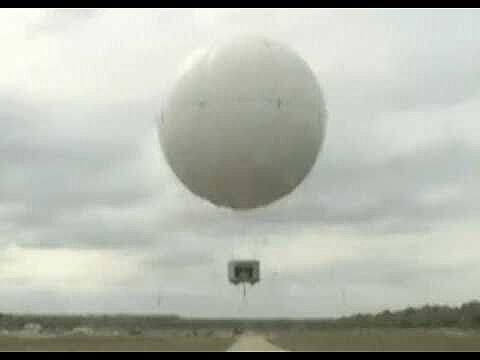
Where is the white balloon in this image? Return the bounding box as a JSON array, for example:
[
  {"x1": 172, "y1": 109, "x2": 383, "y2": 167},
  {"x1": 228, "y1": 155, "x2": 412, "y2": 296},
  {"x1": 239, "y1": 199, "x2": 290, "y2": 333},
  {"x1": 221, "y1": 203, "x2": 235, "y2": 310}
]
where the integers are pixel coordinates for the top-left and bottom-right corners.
[{"x1": 159, "y1": 35, "x2": 327, "y2": 210}]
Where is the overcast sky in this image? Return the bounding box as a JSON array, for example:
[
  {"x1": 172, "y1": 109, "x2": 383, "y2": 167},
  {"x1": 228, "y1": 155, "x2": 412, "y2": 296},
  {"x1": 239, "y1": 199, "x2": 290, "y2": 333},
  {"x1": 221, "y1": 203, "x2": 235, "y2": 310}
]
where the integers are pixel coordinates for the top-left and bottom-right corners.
[{"x1": 0, "y1": 8, "x2": 479, "y2": 318}]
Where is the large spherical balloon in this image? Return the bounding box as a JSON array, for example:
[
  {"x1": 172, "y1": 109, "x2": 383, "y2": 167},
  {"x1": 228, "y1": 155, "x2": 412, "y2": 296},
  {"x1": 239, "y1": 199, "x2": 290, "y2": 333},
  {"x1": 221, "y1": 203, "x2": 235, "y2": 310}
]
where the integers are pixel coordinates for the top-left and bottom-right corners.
[{"x1": 158, "y1": 35, "x2": 327, "y2": 210}]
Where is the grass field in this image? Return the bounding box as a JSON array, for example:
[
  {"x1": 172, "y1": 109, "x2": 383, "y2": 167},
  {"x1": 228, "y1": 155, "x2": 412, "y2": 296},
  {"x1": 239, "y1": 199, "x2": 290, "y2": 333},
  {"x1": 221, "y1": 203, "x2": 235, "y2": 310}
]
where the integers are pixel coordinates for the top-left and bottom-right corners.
[
  {"x1": 271, "y1": 329, "x2": 480, "y2": 351},
  {"x1": 0, "y1": 336, "x2": 235, "y2": 352},
  {"x1": 3, "y1": 329, "x2": 480, "y2": 351}
]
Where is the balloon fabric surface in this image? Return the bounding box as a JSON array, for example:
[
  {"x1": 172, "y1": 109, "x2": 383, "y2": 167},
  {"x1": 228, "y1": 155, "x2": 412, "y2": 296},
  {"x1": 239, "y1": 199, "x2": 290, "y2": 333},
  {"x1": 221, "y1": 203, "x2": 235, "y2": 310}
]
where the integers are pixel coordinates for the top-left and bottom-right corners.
[{"x1": 159, "y1": 35, "x2": 327, "y2": 210}]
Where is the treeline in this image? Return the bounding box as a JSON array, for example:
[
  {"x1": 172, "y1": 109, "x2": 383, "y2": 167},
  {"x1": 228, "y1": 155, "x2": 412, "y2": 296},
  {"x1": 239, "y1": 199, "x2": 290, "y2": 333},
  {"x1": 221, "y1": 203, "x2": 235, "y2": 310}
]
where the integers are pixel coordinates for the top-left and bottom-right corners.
[
  {"x1": 1, "y1": 301, "x2": 480, "y2": 331},
  {"x1": 0, "y1": 314, "x2": 182, "y2": 332},
  {"x1": 335, "y1": 301, "x2": 480, "y2": 329}
]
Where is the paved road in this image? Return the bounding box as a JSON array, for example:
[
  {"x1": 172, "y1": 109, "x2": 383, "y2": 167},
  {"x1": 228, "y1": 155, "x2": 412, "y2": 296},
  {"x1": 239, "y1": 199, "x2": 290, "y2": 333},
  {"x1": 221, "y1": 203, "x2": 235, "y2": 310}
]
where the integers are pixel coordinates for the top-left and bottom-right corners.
[{"x1": 227, "y1": 334, "x2": 287, "y2": 352}]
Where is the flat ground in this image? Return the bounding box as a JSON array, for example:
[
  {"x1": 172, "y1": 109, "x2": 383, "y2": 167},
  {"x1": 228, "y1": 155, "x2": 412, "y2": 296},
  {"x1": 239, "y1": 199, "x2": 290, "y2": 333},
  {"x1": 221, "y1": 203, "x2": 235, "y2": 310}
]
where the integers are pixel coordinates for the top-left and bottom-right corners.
[
  {"x1": 0, "y1": 335, "x2": 235, "y2": 352},
  {"x1": 2, "y1": 329, "x2": 480, "y2": 351},
  {"x1": 271, "y1": 328, "x2": 480, "y2": 351}
]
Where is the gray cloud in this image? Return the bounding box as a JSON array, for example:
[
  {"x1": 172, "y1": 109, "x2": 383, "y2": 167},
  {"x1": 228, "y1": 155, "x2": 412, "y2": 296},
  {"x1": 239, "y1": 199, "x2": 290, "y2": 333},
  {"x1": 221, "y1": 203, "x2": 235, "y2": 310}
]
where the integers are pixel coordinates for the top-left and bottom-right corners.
[
  {"x1": 0, "y1": 101, "x2": 158, "y2": 222},
  {"x1": 27, "y1": 9, "x2": 102, "y2": 36}
]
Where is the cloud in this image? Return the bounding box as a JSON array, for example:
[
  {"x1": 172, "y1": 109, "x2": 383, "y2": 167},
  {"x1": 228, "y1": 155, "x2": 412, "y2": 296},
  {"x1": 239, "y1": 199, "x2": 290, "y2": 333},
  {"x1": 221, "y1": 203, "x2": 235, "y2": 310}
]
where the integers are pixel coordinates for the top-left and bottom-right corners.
[{"x1": 27, "y1": 9, "x2": 102, "y2": 35}]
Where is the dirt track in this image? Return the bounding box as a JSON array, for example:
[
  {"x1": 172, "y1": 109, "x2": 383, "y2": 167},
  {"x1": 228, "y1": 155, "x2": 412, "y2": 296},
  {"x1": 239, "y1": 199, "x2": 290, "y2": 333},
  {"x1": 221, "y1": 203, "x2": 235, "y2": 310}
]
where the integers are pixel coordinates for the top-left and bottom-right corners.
[{"x1": 227, "y1": 334, "x2": 287, "y2": 352}]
